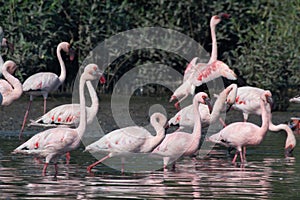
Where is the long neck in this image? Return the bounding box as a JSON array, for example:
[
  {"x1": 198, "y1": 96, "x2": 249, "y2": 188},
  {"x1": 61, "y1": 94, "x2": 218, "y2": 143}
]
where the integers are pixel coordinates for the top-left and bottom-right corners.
[
  {"x1": 76, "y1": 76, "x2": 87, "y2": 137},
  {"x1": 208, "y1": 24, "x2": 217, "y2": 64},
  {"x1": 267, "y1": 105, "x2": 296, "y2": 150},
  {"x1": 192, "y1": 98, "x2": 202, "y2": 141},
  {"x1": 147, "y1": 114, "x2": 166, "y2": 152},
  {"x1": 259, "y1": 100, "x2": 269, "y2": 137},
  {"x1": 57, "y1": 45, "x2": 66, "y2": 84},
  {"x1": 2, "y1": 66, "x2": 22, "y2": 102},
  {"x1": 86, "y1": 81, "x2": 99, "y2": 124}
]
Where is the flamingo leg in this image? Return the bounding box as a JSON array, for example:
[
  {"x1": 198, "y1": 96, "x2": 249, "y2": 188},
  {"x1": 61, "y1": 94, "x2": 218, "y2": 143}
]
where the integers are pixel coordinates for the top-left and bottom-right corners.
[
  {"x1": 66, "y1": 152, "x2": 71, "y2": 165},
  {"x1": 239, "y1": 150, "x2": 244, "y2": 163},
  {"x1": 20, "y1": 100, "x2": 32, "y2": 139},
  {"x1": 121, "y1": 157, "x2": 125, "y2": 174},
  {"x1": 232, "y1": 151, "x2": 239, "y2": 163},
  {"x1": 42, "y1": 163, "x2": 49, "y2": 176},
  {"x1": 243, "y1": 146, "x2": 247, "y2": 162},
  {"x1": 87, "y1": 154, "x2": 110, "y2": 173},
  {"x1": 43, "y1": 98, "x2": 47, "y2": 114},
  {"x1": 54, "y1": 163, "x2": 58, "y2": 176}
]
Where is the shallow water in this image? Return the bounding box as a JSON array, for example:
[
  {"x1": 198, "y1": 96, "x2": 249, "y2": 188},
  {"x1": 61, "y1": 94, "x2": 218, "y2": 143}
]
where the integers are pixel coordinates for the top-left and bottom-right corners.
[{"x1": 1, "y1": 96, "x2": 300, "y2": 199}]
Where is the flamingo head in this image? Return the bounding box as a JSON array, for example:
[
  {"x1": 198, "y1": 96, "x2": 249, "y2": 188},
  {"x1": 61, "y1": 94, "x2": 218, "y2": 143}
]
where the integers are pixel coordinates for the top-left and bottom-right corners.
[
  {"x1": 83, "y1": 64, "x2": 103, "y2": 81},
  {"x1": 60, "y1": 42, "x2": 75, "y2": 61},
  {"x1": 225, "y1": 84, "x2": 238, "y2": 112},
  {"x1": 264, "y1": 90, "x2": 273, "y2": 106},
  {"x1": 285, "y1": 144, "x2": 295, "y2": 157},
  {"x1": 211, "y1": 13, "x2": 230, "y2": 27},
  {"x1": 5, "y1": 60, "x2": 18, "y2": 74},
  {"x1": 1, "y1": 38, "x2": 14, "y2": 54},
  {"x1": 196, "y1": 92, "x2": 212, "y2": 111}
]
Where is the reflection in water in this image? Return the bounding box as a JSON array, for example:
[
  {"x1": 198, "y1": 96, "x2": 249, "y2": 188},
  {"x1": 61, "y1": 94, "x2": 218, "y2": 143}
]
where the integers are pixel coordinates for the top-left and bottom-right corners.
[{"x1": 0, "y1": 130, "x2": 299, "y2": 199}]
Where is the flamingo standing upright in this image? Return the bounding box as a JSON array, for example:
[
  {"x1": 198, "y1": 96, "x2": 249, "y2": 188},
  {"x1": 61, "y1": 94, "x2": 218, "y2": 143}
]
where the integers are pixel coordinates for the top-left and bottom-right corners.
[
  {"x1": 208, "y1": 92, "x2": 271, "y2": 163},
  {"x1": 170, "y1": 13, "x2": 231, "y2": 109},
  {"x1": 13, "y1": 63, "x2": 103, "y2": 176},
  {"x1": 28, "y1": 76, "x2": 106, "y2": 128},
  {"x1": 20, "y1": 42, "x2": 74, "y2": 137},
  {"x1": 230, "y1": 86, "x2": 296, "y2": 156},
  {"x1": 0, "y1": 61, "x2": 22, "y2": 106},
  {"x1": 152, "y1": 92, "x2": 210, "y2": 170},
  {"x1": 85, "y1": 112, "x2": 168, "y2": 173},
  {"x1": 168, "y1": 84, "x2": 237, "y2": 129}
]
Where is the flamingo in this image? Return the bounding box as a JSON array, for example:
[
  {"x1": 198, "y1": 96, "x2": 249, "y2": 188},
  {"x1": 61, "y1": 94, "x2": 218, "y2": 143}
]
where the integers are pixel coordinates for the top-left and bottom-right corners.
[
  {"x1": 152, "y1": 92, "x2": 210, "y2": 170},
  {"x1": 208, "y1": 92, "x2": 271, "y2": 163},
  {"x1": 28, "y1": 76, "x2": 106, "y2": 128},
  {"x1": 170, "y1": 13, "x2": 231, "y2": 109},
  {"x1": 13, "y1": 63, "x2": 103, "y2": 176},
  {"x1": 85, "y1": 112, "x2": 167, "y2": 173},
  {"x1": 170, "y1": 60, "x2": 237, "y2": 110},
  {"x1": 230, "y1": 86, "x2": 296, "y2": 156},
  {"x1": 168, "y1": 84, "x2": 237, "y2": 129},
  {"x1": 20, "y1": 42, "x2": 74, "y2": 137},
  {"x1": 289, "y1": 95, "x2": 300, "y2": 103},
  {"x1": 0, "y1": 61, "x2": 22, "y2": 106}
]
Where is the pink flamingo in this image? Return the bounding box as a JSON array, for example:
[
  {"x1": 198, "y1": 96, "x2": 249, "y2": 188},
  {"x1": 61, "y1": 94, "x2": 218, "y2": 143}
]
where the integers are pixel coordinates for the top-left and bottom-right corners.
[
  {"x1": 0, "y1": 61, "x2": 22, "y2": 106},
  {"x1": 170, "y1": 13, "x2": 231, "y2": 109},
  {"x1": 168, "y1": 84, "x2": 237, "y2": 129},
  {"x1": 28, "y1": 76, "x2": 106, "y2": 128},
  {"x1": 152, "y1": 92, "x2": 210, "y2": 170},
  {"x1": 230, "y1": 86, "x2": 296, "y2": 155},
  {"x1": 20, "y1": 42, "x2": 74, "y2": 137},
  {"x1": 85, "y1": 112, "x2": 167, "y2": 173},
  {"x1": 208, "y1": 92, "x2": 271, "y2": 163},
  {"x1": 170, "y1": 60, "x2": 236, "y2": 110},
  {"x1": 13, "y1": 63, "x2": 103, "y2": 176}
]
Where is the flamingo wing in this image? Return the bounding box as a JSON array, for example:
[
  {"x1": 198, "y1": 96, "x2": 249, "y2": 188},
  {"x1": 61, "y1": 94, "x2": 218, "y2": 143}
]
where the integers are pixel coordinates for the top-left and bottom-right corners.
[
  {"x1": 23, "y1": 72, "x2": 60, "y2": 92},
  {"x1": 36, "y1": 104, "x2": 81, "y2": 125}
]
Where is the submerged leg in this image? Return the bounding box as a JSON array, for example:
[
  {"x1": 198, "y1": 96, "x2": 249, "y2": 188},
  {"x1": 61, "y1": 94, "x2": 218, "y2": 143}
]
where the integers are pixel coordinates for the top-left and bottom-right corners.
[
  {"x1": 42, "y1": 163, "x2": 49, "y2": 176},
  {"x1": 66, "y1": 152, "x2": 71, "y2": 165},
  {"x1": 232, "y1": 151, "x2": 239, "y2": 164}
]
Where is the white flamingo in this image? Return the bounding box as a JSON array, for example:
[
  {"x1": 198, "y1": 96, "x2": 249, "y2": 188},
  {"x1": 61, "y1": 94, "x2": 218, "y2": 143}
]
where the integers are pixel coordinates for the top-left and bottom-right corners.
[
  {"x1": 229, "y1": 86, "x2": 296, "y2": 156},
  {"x1": 209, "y1": 92, "x2": 271, "y2": 163},
  {"x1": 170, "y1": 13, "x2": 232, "y2": 109},
  {"x1": 85, "y1": 112, "x2": 167, "y2": 173},
  {"x1": 0, "y1": 61, "x2": 22, "y2": 106},
  {"x1": 28, "y1": 76, "x2": 106, "y2": 128},
  {"x1": 13, "y1": 63, "x2": 103, "y2": 176},
  {"x1": 168, "y1": 84, "x2": 237, "y2": 129},
  {"x1": 20, "y1": 42, "x2": 74, "y2": 137},
  {"x1": 152, "y1": 92, "x2": 209, "y2": 170}
]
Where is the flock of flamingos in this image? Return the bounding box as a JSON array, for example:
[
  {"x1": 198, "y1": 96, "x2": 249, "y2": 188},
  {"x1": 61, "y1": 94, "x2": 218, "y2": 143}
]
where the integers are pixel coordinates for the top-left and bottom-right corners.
[{"x1": 0, "y1": 13, "x2": 299, "y2": 176}]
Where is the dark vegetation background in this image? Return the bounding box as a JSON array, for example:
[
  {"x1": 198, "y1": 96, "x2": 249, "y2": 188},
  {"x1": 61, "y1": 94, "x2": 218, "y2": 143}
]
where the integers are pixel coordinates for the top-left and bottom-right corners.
[{"x1": 0, "y1": 0, "x2": 299, "y2": 110}]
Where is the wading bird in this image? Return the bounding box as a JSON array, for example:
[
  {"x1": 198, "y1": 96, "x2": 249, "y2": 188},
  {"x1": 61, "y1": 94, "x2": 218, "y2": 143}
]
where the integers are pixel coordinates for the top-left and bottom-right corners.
[
  {"x1": 20, "y1": 42, "x2": 74, "y2": 137},
  {"x1": 0, "y1": 61, "x2": 22, "y2": 106},
  {"x1": 13, "y1": 63, "x2": 103, "y2": 176}
]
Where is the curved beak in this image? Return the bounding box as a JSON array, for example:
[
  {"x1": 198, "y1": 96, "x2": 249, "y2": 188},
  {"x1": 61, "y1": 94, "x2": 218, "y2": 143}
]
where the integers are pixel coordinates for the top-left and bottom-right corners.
[
  {"x1": 267, "y1": 96, "x2": 273, "y2": 107},
  {"x1": 69, "y1": 48, "x2": 75, "y2": 61},
  {"x1": 204, "y1": 97, "x2": 213, "y2": 112},
  {"x1": 226, "y1": 103, "x2": 233, "y2": 112},
  {"x1": 218, "y1": 13, "x2": 231, "y2": 20},
  {"x1": 100, "y1": 75, "x2": 106, "y2": 84},
  {"x1": 285, "y1": 146, "x2": 294, "y2": 158}
]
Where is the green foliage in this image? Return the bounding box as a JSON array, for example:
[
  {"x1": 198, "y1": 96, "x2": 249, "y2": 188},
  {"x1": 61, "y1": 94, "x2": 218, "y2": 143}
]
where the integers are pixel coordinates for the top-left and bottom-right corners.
[{"x1": 0, "y1": 0, "x2": 299, "y2": 110}]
